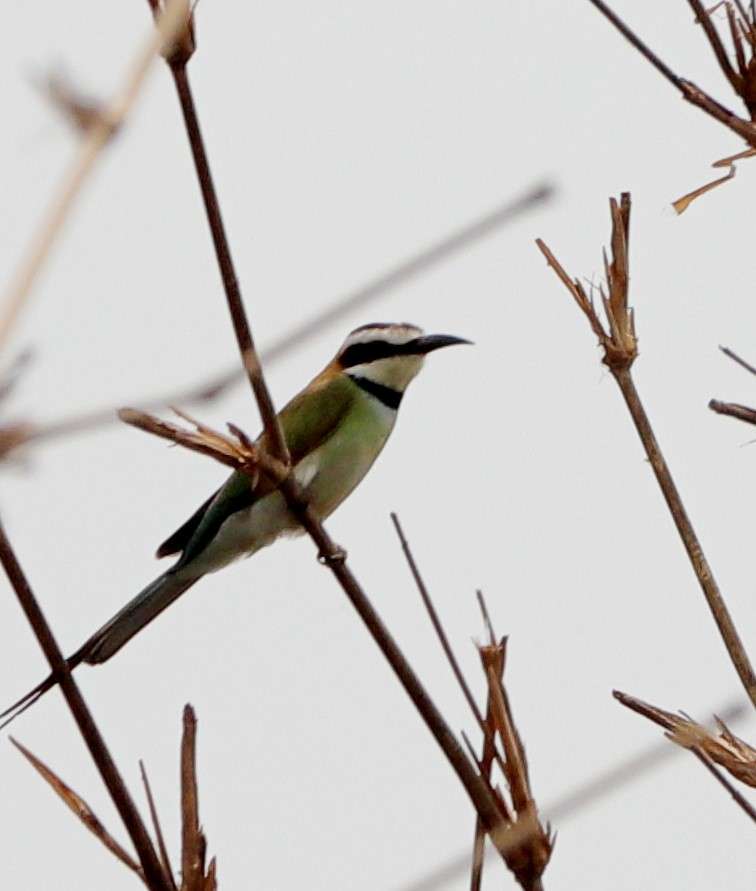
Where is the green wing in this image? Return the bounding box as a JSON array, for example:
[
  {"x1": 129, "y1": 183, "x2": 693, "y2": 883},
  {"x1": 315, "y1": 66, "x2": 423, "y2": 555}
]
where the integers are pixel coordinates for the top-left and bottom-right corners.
[{"x1": 160, "y1": 374, "x2": 357, "y2": 568}]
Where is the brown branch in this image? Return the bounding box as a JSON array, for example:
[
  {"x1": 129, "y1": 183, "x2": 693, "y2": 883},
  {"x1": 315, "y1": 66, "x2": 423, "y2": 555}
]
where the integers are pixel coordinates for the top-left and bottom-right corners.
[
  {"x1": 470, "y1": 624, "x2": 509, "y2": 891},
  {"x1": 479, "y1": 643, "x2": 552, "y2": 891},
  {"x1": 588, "y1": 0, "x2": 756, "y2": 146},
  {"x1": 145, "y1": 4, "x2": 521, "y2": 864},
  {"x1": 149, "y1": 9, "x2": 288, "y2": 468},
  {"x1": 691, "y1": 748, "x2": 756, "y2": 824},
  {"x1": 11, "y1": 737, "x2": 144, "y2": 881},
  {"x1": 709, "y1": 398, "x2": 756, "y2": 424},
  {"x1": 537, "y1": 193, "x2": 756, "y2": 709},
  {"x1": 390, "y1": 513, "x2": 508, "y2": 776},
  {"x1": 181, "y1": 705, "x2": 205, "y2": 891},
  {"x1": 0, "y1": 521, "x2": 171, "y2": 891},
  {"x1": 400, "y1": 698, "x2": 746, "y2": 891},
  {"x1": 615, "y1": 690, "x2": 756, "y2": 823},
  {"x1": 0, "y1": 181, "x2": 552, "y2": 463},
  {"x1": 688, "y1": 0, "x2": 742, "y2": 94},
  {"x1": 720, "y1": 344, "x2": 756, "y2": 376}
]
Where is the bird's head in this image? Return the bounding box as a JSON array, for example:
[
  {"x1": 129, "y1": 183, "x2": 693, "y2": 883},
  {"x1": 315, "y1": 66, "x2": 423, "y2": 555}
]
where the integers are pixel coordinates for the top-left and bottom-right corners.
[{"x1": 336, "y1": 323, "x2": 470, "y2": 396}]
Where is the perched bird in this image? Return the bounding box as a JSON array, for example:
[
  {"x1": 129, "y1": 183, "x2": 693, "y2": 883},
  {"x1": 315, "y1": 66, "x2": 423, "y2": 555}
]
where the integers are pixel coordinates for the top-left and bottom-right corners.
[{"x1": 1, "y1": 322, "x2": 469, "y2": 726}]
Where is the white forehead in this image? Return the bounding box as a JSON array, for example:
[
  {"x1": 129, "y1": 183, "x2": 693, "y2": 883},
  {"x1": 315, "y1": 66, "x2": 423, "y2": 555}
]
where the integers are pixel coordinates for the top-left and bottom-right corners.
[{"x1": 342, "y1": 323, "x2": 423, "y2": 349}]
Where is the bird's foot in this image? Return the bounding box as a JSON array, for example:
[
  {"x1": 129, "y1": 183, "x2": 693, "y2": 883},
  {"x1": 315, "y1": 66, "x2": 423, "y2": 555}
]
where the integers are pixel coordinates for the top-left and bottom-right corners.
[{"x1": 318, "y1": 546, "x2": 347, "y2": 566}]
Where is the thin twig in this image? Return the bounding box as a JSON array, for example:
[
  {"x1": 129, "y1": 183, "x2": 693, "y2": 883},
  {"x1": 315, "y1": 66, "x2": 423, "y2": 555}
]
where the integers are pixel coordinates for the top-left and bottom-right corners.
[
  {"x1": 0, "y1": 183, "x2": 552, "y2": 462},
  {"x1": 11, "y1": 737, "x2": 144, "y2": 881},
  {"x1": 690, "y1": 748, "x2": 756, "y2": 823},
  {"x1": 390, "y1": 513, "x2": 508, "y2": 775},
  {"x1": 613, "y1": 366, "x2": 756, "y2": 706},
  {"x1": 152, "y1": 10, "x2": 516, "y2": 861},
  {"x1": 0, "y1": 520, "x2": 171, "y2": 891},
  {"x1": 398, "y1": 698, "x2": 746, "y2": 891},
  {"x1": 588, "y1": 0, "x2": 756, "y2": 146},
  {"x1": 587, "y1": 0, "x2": 683, "y2": 88},
  {"x1": 0, "y1": 0, "x2": 191, "y2": 353},
  {"x1": 720, "y1": 345, "x2": 756, "y2": 376},
  {"x1": 615, "y1": 690, "x2": 756, "y2": 823},
  {"x1": 688, "y1": 0, "x2": 742, "y2": 93},
  {"x1": 140, "y1": 761, "x2": 178, "y2": 891},
  {"x1": 538, "y1": 194, "x2": 756, "y2": 708},
  {"x1": 165, "y1": 53, "x2": 289, "y2": 466}
]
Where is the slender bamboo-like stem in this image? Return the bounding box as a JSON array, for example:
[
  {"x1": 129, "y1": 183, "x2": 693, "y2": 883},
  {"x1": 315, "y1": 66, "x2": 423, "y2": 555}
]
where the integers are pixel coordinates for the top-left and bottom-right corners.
[
  {"x1": 0, "y1": 0, "x2": 191, "y2": 353},
  {"x1": 154, "y1": 9, "x2": 513, "y2": 858},
  {"x1": 168, "y1": 59, "x2": 289, "y2": 466},
  {"x1": 588, "y1": 0, "x2": 756, "y2": 146},
  {"x1": 0, "y1": 181, "x2": 550, "y2": 462},
  {"x1": 612, "y1": 367, "x2": 756, "y2": 706},
  {"x1": 0, "y1": 521, "x2": 171, "y2": 891}
]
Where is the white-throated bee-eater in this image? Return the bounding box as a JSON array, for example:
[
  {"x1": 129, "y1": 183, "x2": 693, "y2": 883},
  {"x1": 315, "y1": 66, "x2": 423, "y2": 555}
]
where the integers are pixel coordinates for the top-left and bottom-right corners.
[{"x1": 1, "y1": 322, "x2": 469, "y2": 726}]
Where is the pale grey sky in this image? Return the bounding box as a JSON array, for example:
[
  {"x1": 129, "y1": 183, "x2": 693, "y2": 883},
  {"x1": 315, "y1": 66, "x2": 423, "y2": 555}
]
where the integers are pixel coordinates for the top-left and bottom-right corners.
[{"x1": 3, "y1": 2, "x2": 756, "y2": 889}]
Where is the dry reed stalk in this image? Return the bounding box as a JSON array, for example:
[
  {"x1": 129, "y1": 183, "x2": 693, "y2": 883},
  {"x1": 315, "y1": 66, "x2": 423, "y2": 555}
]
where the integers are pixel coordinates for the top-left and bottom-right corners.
[
  {"x1": 0, "y1": 522, "x2": 172, "y2": 890},
  {"x1": 0, "y1": 0, "x2": 191, "y2": 353},
  {"x1": 615, "y1": 690, "x2": 756, "y2": 823},
  {"x1": 136, "y1": 2, "x2": 522, "y2": 868},
  {"x1": 10, "y1": 705, "x2": 215, "y2": 889},
  {"x1": 390, "y1": 512, "x2": 551, "y2": 890},
  {"x1": 0, "y1": 182, "x2": 551, "y2": 463},
  {"x1": 589, "y1": 1, "x2": 756, "y2": 145},
  {"x1": 536, "y1": 193, "x2": 756, "y2": 709}
]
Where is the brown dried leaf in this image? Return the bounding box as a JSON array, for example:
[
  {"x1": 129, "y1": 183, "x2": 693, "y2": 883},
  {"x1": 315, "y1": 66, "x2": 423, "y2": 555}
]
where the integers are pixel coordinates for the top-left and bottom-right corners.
[{"x1": 11, "y1": 737, "x2": 143, "y2": 878}]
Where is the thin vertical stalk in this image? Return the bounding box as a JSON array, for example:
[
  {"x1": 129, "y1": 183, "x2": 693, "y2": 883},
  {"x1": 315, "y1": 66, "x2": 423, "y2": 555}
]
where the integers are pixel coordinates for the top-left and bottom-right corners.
[
  {"x1": 612, "y1": 367, "x2": 756, "y2": 706},
  {"x1": 0, "y1": 521, "x2": 171, "y2": 891}
]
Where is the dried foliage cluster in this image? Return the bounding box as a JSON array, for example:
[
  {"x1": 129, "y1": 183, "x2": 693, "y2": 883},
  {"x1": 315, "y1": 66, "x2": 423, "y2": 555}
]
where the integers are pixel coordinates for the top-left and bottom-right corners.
[{"x1": 4, "y1": 3, "x2": 756, "y2": 891}]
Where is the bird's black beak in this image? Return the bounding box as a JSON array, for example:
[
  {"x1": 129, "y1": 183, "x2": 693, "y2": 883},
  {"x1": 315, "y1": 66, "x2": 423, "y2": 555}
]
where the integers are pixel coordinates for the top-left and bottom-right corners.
[{"x1": 410, "y1": 334, "x2": 472, "y2": 355}]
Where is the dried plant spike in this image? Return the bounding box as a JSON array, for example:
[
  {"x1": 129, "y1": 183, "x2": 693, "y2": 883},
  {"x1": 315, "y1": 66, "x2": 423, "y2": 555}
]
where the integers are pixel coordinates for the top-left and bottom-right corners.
[
  {"x1": 11, "y1": 738, "x2": 143, "y2": 878},
  {"x1": 537, "y1": 193, "x2": 637, "y2": 371},
  {"x1": 476, "y1": 640, "x2": 551, "y2": 889},
  {"x1": 615, "y1": 690, "x2": 756, "y2": 787},
  {"x1": 181, "y1": 705, "x2": 205, "y2": 891}
]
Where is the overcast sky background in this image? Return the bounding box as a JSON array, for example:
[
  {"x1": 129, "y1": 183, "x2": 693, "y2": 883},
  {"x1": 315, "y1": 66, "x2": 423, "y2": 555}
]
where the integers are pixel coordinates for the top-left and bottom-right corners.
[{"x1": 3, "y1": 2, "x2": 756, "y2": 889}]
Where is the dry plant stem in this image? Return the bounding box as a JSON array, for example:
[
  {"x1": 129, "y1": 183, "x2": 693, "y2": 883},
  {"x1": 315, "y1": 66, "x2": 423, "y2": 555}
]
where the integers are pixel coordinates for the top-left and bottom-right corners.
[
  {"x1": 720, "y1": 345, "x2": 756, "y2": 376},
  {"x1": 400, "y1": 700, "x2": 746, "y2": 891},
  {"x1": 11, "y1": 737, "x2": 144, "y2": 881},
  {"x1": 273, "y1": 485, "x2": 513, "y2": 847},
  {"x1": 0, "y1": 521, "x2": 171, "y2": 891},
  {"x1": 2, "y1": 183, "x2": 552, "y2": 461},
  {"x1": 612, "y1": 366, "x2": 756, "y2": 707},
  {"x1": 140, "y1": 762, "x2": 178, "y2": 891},
  {"x1": 389, "y1": 513, "x2": 508, "y2": 776},
  {"x1": 614, "y1": 691, "x2": 756, "y2": 824},
  {"x1": 154, "y1": 18, "x2": 513, "y2": 858},
  {"x1": 181, "y1": 705, "x2": 206, "y2": 891},
  {"x1": 588, "y1": 0, "x2": 756, "y2": 146},
  {"x1": 690, "y1": 748, "x2": 756, "y2": 824},
  {"x1": 470, "y1": 641, "x2": 508, "y2": 891},
  {"x1": 0, "y1": 0, "x2": 191, "y2": 353},
  {"x1": 167, "y1": 59, "x2": 289, "y2": 466},
  {"x1": 709, "y1": 398, "x2": 756, "y2": 424}
]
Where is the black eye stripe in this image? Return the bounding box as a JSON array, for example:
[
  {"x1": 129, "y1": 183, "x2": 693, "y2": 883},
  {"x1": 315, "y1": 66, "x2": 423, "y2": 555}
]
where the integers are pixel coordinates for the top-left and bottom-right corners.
[{"x1": 339, "y1": 339, "x2": 417, "y2": 368}]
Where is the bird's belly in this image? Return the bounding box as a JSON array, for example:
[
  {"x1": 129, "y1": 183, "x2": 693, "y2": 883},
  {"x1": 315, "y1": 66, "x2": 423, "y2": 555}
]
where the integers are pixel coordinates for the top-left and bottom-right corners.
[{"x1": 189, "y1": 409, "x2": 393, "y2": 575}]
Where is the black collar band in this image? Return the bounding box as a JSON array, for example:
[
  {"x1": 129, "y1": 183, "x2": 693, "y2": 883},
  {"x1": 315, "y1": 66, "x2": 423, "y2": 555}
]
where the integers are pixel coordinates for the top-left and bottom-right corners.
[{"x1": 350, "y1": 375, "x2": 403, "y2": 410}]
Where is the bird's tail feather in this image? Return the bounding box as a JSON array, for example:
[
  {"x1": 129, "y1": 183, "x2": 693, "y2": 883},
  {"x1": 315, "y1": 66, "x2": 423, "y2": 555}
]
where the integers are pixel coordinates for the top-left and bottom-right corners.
[{"x1": 0, "y1": 570, "x2": 200, "y2": 730}]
